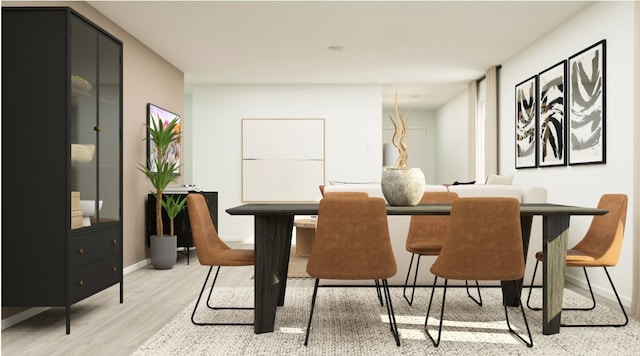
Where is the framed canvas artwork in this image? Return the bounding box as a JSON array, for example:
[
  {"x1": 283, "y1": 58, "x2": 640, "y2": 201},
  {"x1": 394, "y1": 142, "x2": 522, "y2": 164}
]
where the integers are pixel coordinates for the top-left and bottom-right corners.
[
  {"x1": 568, "y1": 40, "x2": 606, "y2": 165},
  {"x1": 515, "y1": 75, "x2": 537, "y2": 169},
  {"x1": 538, "y1": 60, "x2": 567, "y2": 167}
]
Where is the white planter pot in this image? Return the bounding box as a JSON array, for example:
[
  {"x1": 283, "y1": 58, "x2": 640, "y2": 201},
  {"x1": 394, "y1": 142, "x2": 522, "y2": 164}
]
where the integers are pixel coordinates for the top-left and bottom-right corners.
[{"x1": 381, "y1": 167, "x2": 425, "y2": 206}]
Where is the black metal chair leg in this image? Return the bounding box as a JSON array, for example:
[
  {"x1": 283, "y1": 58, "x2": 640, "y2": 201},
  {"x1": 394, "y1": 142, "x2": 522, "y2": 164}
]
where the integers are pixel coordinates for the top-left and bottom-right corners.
[
  {"x1": 304, "y1": 279, "x2": 321, "y2": 346},
  {"x1": 374, "y1": 279, "x2": 384, "y2": 306},
  {"x1": 403, "y1": 254, "x2": 421, "y2": 306},
  {"x1": 561, "y1": 267, "x2": 629, "y2": 327},
  {"x1": 526, "y1": 259, "x2": 541, "y2": 310},
  {"x1": 527, "y1": 261, "x2": 604, "y2": 314},
  {"x1": 465, "y1": 280, "x2": 483, "y2": 306},
  {"x1": 526, "y1": 262, "x2": 626, "y2": 326},
  {"x1": 504, "y1": 280, "x2": 533, "y2": 347},
  {"x1": 191, "y1": 266, "x2": 253, "y2": 326},
  {"x1": 527, "y1": 261, "x2": 595, "y2": 312},
  {"x1": 381, "y1": 279, "x2": 401, "y2": 346},
  {"x1": 205, "y1": 265, "x2": 222, "y2": 309},
  {"x1": 191, "y1": 266, "x2": 214, "y2": 325},
  {"x1": 424, "y1": 277, "x2": 447, "y2": 347},
  {"x1": 561, "y1": 267, "x2": 596, "y2": 311}
]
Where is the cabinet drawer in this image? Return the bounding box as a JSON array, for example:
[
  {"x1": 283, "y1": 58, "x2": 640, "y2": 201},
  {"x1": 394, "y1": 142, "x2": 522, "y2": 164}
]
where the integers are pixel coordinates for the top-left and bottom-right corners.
[
  {"x1": 69, "y1": 256, "x2": 120, "y2": 303},
  {"x1": 69, "y1": 229, "x2": 120, "y2": 268}
]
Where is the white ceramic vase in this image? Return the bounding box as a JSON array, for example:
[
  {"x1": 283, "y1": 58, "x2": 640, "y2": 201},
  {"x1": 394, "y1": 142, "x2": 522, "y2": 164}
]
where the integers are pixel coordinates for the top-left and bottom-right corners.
[{"x1": 381, "y1": 167, "x2": 425, "y2": 206}]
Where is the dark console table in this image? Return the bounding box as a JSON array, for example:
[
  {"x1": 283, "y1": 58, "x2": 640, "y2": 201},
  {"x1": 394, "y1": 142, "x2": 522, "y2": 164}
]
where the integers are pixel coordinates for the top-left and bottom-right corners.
[{"x1": 146, "y1": 191, "x2": 218, "y2": 264}]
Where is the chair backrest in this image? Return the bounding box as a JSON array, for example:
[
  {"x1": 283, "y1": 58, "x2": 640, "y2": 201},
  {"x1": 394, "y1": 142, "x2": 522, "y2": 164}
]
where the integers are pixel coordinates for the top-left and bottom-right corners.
[
  {"x1": 306, "y1": 196, "x2": 396, "y2": 280},
  {"x1": 405, "y1": 191, "x2": 459, "y2": 253},
  {"x1": 187, "y1": 193, "x2": 231, "y2": 265},
  {"x1": 571, "y1": 194, "x2": 628, "y2": 266},
  {"x1": 322, "y1": 191, "x2": 369, "y2": 199},
  {"x1": 430, "y1": 197, "x2": 524, "y2": 281}
]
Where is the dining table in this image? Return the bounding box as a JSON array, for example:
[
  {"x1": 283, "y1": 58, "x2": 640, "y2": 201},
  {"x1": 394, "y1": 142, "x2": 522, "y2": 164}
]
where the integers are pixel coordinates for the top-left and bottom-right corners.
[{"x1": 226, "y1": 202, "x2": 608, "y2": 335}]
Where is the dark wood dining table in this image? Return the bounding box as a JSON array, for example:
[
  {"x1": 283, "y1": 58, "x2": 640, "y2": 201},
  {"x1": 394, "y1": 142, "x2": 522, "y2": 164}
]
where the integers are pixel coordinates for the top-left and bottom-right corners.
[{"x1": 226, "y1": 202, "x2": 608, "y2": 335}]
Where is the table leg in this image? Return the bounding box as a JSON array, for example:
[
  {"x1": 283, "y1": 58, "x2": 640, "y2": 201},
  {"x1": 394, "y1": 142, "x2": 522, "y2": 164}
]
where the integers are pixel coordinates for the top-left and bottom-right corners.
[
  {"x1": 253, "y1": 215, "x2": 294, "y2": 334},
  {"x1": 542, "y1": 215, "x2": 570, "y2": 335},
  {"x1": 501, "y1": 215, "x2": 533, "y2": 306}
]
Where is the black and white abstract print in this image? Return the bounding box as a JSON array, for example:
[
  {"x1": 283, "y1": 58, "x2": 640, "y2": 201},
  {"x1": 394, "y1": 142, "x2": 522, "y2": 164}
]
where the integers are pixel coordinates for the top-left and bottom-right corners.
[
  {"x1": 538, "y1": 61, "x2": 566, "y2": 167},
  {"x1": 568, "y1": 40, "x2": 606, "y2": 165},
  {"x1": 515, "y1": 75, "x2": 537, "y2": 168}
]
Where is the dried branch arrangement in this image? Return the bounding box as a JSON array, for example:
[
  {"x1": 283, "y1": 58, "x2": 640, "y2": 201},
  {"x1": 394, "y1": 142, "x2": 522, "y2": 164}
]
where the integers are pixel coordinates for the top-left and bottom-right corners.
[{"x1": 389, "y1": 91, "x2": 410, "y2": 168}]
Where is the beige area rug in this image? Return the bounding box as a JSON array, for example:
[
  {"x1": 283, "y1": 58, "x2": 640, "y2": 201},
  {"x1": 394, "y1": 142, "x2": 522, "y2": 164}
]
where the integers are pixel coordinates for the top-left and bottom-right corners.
[{"x1": 133, "y1": 287, "x2": 639, "y2": 355}]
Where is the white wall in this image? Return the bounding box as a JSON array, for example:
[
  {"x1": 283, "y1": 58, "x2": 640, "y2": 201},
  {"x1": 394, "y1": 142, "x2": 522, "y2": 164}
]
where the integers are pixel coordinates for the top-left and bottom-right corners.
[
  {"x1": 189, "y1": 84, "x2": 382, "y2": 240},
  {"x1": 434, "y1": 89, "x2": 470, "y2": 184},
  {"x1": 185, "y1": 2, "x2": 636, "y2": 307},
  {"x1": 382, "y1": 110, "x2": 437, "y2": 184},
  {"x1": 498, "y1": 2, "x2": 636, "y2": 305}
]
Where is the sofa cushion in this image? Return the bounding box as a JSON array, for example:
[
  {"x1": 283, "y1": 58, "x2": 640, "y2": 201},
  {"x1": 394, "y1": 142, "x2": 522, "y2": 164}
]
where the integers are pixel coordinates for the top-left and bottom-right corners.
[
  {"x1": 447, "y1": 184, "x2": 547, "y2": 204},
  {"x1": 448, "y1": 184, "x2": 522, "y2": 201},
  {"x1": 485, "y1": 174, "x2": 514, "y2": 185},
  {"x1": 323, "y1": 184, "x2": 448, "y2": 198}
]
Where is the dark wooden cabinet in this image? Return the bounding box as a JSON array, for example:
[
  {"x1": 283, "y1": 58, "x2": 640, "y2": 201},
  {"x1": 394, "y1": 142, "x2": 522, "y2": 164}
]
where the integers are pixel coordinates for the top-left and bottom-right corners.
[
  {"x1": 1, "y1": 7, "x2": 123, "y2": 334},
  {"x1": 146, "y1": 192, "x2": 218, "y2": 264}
]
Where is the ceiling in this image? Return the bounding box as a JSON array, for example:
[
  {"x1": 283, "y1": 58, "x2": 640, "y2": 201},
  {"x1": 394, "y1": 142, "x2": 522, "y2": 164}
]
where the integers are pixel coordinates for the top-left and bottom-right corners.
[{"x1": 88, "y1": 1, "x2": 590, "y2": 111}]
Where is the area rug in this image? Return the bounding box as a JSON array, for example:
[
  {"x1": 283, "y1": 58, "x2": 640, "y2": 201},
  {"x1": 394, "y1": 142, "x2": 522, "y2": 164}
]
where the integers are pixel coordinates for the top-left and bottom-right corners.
[{"x1": 133, "y1": 287, "x2": 639, "y2": 355}]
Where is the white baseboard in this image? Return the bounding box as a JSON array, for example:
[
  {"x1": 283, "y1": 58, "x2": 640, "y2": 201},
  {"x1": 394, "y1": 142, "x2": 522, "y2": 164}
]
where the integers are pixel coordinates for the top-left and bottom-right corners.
[
  {"x1": 124, "y1": 258, "x2": 151, "y2": 274},
  {"x1": 1, "y1": 307, "x2": 51, "y2": 330},
  {"x1": 2, "y1": 258, "x2": 152, "y2": 330}
]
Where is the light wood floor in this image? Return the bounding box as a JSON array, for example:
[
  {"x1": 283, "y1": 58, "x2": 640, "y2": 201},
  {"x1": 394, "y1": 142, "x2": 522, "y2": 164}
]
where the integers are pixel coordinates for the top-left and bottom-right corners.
[{"x1": 1, "y1": 244, "x2": 315, "y2": 356}]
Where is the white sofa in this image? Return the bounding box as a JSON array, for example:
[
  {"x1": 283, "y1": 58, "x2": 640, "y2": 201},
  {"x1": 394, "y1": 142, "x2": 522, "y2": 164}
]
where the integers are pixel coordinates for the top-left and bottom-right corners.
[{"x1": 317, "y1": 183, "x2": 548, "y2": 286}]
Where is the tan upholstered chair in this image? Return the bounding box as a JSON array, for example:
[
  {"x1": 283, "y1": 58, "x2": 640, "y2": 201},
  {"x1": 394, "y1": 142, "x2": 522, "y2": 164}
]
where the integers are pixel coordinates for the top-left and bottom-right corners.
[
  {"x1": 526, "y1": 194, "x2": 629, "y2": 327},
  {"x1": 425, "y1": 198, "x2": 533, "y2": 347},
  {"x1": 304, "y1": 196, "x2": 400, "y2": 346},
  {"x1": 187, "y1": 194, "x2": 255, "y2": 326},
  {"x1": 322, "y1": 191, "x2": 368, "y2": 199},
  {"x1": 403, "y1": 192, "x2": 482, "y2": 306},
  {"x1": 319, "y1": 191, "x2": 387, "y2": 304}
]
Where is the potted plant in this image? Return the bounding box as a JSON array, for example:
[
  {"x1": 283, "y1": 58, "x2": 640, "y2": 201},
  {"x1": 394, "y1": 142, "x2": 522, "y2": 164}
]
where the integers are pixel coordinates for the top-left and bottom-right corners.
[
  {"x1": 381, "y1": 91, "x2": 425, "y2": 206},
  {"x1": 139, "y1": 115, "x2": 185, "y2": 269},
  {"x1": 162, "y1": 194, "x2": 188, "y2": 236}
]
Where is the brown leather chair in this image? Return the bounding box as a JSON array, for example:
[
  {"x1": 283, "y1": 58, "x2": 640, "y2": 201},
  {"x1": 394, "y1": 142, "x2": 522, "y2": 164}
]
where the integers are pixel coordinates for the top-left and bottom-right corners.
[
  {"x1": 403, "y1": 191, "x2": 482, "y2": 306},
  {"x1": 425, "y1": 197, "x2": 533, "y2": 347},
  {"x1": 187, "y1": 193, "x2": 255, "y2": 326},
  {"x1": 526, "y1": 194, "x2": 629, "y2": 327},
  {"x1": 304, "y1": 196, "x2": 400, "y2": 346},
  {"x1": 320, "y1": 191, "x2": 389, "y2": 305},
  {"x1": 322, "y1": 191, "x2": 368, "y2": 199}
]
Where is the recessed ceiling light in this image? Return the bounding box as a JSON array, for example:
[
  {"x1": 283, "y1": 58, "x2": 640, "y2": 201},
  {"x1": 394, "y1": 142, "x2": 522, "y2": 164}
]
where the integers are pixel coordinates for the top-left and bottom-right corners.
[{"x1": 328, "y1": 45, "x2": 345, "y2": 52}]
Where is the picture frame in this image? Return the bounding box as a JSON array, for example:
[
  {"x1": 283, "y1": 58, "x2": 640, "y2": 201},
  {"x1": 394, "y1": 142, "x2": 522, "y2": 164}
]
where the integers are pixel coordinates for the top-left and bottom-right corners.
[
  {"x1": 515, "y1": 75, "x2": 538, "y2": 169},
  {"x1": 537, "y1": 60, "x2": 567, "y2": 167},
  {"x1": 147, "y1": 103, "x2": 181, "y2": 174},
  {"x1": 568, "y1": 40, "x2": 606, "y2": 165}
]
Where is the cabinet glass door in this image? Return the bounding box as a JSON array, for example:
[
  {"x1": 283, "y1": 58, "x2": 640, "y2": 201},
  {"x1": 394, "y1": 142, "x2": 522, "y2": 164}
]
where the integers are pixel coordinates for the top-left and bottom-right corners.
[
  {"x1": 97, "y1": 34, "x2": 121, "y2": 224},
  {"x1": 70, "y1": 16, "x2": 98, "y2": 228}
]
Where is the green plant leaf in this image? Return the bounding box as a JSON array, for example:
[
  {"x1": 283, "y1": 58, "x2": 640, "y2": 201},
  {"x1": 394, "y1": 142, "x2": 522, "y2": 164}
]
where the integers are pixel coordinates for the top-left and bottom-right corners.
[{"x1": 139, "y1": 116, "x2": 183, "y2": 236}]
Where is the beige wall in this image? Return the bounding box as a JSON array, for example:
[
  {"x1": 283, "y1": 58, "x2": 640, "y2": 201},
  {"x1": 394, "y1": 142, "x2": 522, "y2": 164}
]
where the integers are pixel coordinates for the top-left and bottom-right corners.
[{"x1": 3, "y1": 2, "x2": 185, "y2": 268}]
